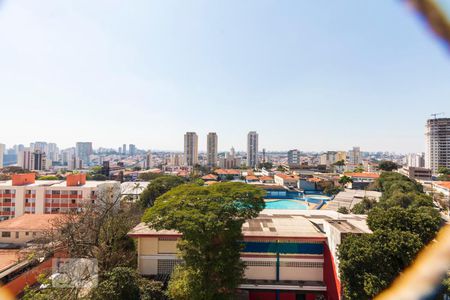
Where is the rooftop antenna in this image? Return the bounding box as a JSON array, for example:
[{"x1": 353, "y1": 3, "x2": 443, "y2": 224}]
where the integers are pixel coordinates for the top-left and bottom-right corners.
[{"x1": 431, "y1": 112, "x2": 445, "y2": 119}]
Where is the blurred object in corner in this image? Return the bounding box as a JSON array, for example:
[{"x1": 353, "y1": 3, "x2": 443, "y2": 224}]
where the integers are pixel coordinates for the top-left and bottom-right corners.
[
  {"x1": 376, "y1": 225, "x2": 450, "y2": 300},
  {"x1": 405, "y1": 0, "x2": 450, "y2": 50}
]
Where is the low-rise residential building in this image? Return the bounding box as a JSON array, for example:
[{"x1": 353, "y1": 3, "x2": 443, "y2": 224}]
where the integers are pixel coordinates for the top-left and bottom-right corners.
[
  {"x1": 399, "y1": 167, "x2": 432, "y2": 181},
  {"x1": 201, "y1": 174, "x2": 218, "y2": 182},
  {"x1": 433, "y1": 181, "x2": 450, "y2": 199},
  {"x1": 128, "y1": 210, "x2": 370, "y2": 300},
  {"x1": 274, "y1": 173, "x2": 299, "y2": 187},
  {"x1": 245, "y1": 175, "x2": 259, "y2": 183},
  {"x1": 259, "y1": 176, "x2": 275, "y2": 184},
  {"x1": 0, "y1": 214, "x2": 62, "y2": 246},
  {"x1": 214, "y1": 169, "x2": 241, "y2": 181},
  {"x1": 0, "y1": 173, "x2": 119, "y2": 220},
  {"x1": 344, "y1": 173, "x2": 380, "y2": 190}
]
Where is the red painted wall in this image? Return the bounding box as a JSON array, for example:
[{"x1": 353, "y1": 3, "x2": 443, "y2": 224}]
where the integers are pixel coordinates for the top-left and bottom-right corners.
[
  {"x1": 323, "y1": 242, "x2": 341, "y2": 300},
  {"x1": 66, "y1": 173, "x2": 86, "y2": 186},
  {"x1": 249, "y1": 292, "x2": 296, "y2": 300},
  {"x1": 1, "y1": 259, "x2": 52, "y2": 296},
  {"x1": 12, "y1": 173, "x2": 35, "y2": 186}
]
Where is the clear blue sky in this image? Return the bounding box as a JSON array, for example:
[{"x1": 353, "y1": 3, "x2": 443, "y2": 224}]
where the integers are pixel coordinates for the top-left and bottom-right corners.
[{"x1": 0, "y1": 1, "x2": 449, "y2": 152}]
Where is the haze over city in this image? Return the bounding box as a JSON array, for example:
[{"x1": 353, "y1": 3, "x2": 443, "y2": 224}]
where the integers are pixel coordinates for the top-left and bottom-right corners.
[{"x1": 1, "y1": 1, "x2": 449, "y2": 152}]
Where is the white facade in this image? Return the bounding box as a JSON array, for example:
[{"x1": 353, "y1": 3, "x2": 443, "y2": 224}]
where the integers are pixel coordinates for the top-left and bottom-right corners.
[
  {"x1": 426, "y1": 118, "x2": 450, "y2": 173},
  {"x1": 247, "y1": 131, "x2": 259, "y2": 168},
  {"x1": 407, "y1": 153, "x2": 425, "y2": 168},
  {"x1": 0, "y1": 180, "x2": 119, "y2": 220}
]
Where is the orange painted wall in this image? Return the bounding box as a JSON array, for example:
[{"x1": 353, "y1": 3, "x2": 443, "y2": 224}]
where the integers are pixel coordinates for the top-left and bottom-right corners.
[
  {"x1": 66, "y1": 174, "x2": 86, "y2": 186},
  {"x1": 12, "y1": 174, "x2": 36, "y2": 186},
  {"x1": 1, "y1": 259, "x2": 52, "y2": 297}
]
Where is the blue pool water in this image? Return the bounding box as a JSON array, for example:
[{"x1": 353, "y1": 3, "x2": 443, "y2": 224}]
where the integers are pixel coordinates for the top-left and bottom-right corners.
[
  {"x1": 263, "y1": 190, "x2": 330, "y2": 210},
  {"x1": 264, "y1": 200, "x2": 308, "y2": 210}
]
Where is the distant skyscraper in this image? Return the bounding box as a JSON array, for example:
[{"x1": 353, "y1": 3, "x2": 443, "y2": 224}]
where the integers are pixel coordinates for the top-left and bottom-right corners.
[
  {"x1": 426, "y1": 118, "x2": 450, "y2": 173},
  {"x1": 287, "y1": 149, "x2": 301, "y2": 166},
  {"x1": 0, "y1": 143, "x2": 5, "y2": 168},
  {"x1": 129, "y1": 144, "x2": 137, "y2": 156},
  {"x1": 262, "y1": 148, "x2": 266, "y2": 163},
  {"x1": 207, "y1": 132, "x2": 218, "y2": 167},
  {"x1": 184, "y1": 132, "x2": 198, "y2": 166},
  {"x1": 18, "y1": 148, "x2": 48, "y2": 171},
  {"x1": 31, "y1": 150, "x2": 48, "y2": 171},
  {"x1": 348, "y1": 146, "x2": 362, "y2": 165},
  {"x1": 145, "y1": 151, "x2": 152, "y2": 169},
  {"x1": 47, "y1": 143, "x2": 59, "y2": 162},
  {"x1": 33, "y1": 141, "x2": 48, "y2": 153},
  {"x1": 18, "y1": 148, "x2": 32, "y2": 170},
  {"x1": 123, "y1": 144, "x2": 127, "y2": 155},
  {"x1": 75, "y1": 142, "x2": 93, "y2": 165},
  {"x1": 247, "y1": 131, "x2": 259, "y2": 168}
]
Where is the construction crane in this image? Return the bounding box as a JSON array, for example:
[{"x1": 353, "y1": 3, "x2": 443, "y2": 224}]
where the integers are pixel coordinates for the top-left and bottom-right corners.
[{"x1": 431, "y1": 112, "x2": 445, "y2": 119}]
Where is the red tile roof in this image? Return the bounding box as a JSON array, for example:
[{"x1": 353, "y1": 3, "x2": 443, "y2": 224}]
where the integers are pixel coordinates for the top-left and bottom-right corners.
[
  {"x1": 436, "y1": 181, "x2": 450, "y2": 189},
  {"x1": 246, "y1": 175, "x2": 259, "y2": 181},
  {"x1": 0, "y1": 214, "x2": 64, "y2": 231},
  {"x1": 259, "y1": 176, "x2": 274, "y2": 181},
  {"x1": 215, "y1": 169, "x2": 241, "y2": 175},
  {"x1": 201, "y1": 174, "x2": 218, "y2": 181},
  {"x1": 275, "y1": 173, "x2": 299, "y2": 180}
]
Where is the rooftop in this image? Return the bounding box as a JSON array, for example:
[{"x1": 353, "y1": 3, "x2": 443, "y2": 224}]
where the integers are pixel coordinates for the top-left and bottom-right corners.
[
  {"x1": 0, "y1": 214, "x2": 64, "y2": 231},
  {"x1": 275, "y1": 173, "x2": 299, "y2": 180},
  {"x1": 129, "y1": 210, "x2": 370, "y2": 239},
  {"x1": 0, "y1": 180, "x2": 118, "y2": 188},
  {"x1": 436, "y1": 181, "x2": 450, "y2": 189}
]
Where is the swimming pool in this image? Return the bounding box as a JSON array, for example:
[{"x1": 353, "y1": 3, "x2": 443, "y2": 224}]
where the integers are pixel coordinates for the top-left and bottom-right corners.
[{"x1": 264, "y1": 200, "x2": 308, "y2": 210}]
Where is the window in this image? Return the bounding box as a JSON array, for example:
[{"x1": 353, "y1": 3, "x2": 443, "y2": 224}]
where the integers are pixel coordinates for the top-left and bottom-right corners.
[
  {"x1": 71, "y1": 199, "x2": 76, "y2": 204},
  {"x1": 2, "y1": 232, "x2": 11, "y2": 238},
  {"x1": 25, "y1": 232, "x2": 29, "y2": 236},
  {"x1": 70, "y1": 191, "x2": 78, "y2": 196},
  {"x1": 15, "y1": 232, "x2": 19, "y2": 239},
  {"x1": 51, "y1": 190, "x2": 60, "y2": 195},
  {"x1": 157, "y1": 260, "x2": 182, "y2": 275},
  {"x1": 4, "y1": 199, "x2": 11, "y2": 203}
]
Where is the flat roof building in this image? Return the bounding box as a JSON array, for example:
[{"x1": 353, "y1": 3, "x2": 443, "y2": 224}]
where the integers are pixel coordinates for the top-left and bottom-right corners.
[
  {"x1": 129, "y1": 210, "x2": 369, "y2": 300},
  {"x1": 0, "y1": 173, "x2": 119, "y2": 220}
]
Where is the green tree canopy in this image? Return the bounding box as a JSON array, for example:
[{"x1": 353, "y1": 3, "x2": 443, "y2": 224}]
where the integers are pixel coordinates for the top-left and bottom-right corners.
[
  {"x1": 138, "y1": 175, "x2": 186, "y2": 208},
  {"x1": 339, "y1": 171, "x2": 442, "y2": 299},
  {"x1": 338, "y1": 230, "x2": 423, "y2": 300},
  {"x1": 367, "y1": 206, "x2": 441, "y2": 244},
  {"x1": 378, "y1": 160, "x2": 399, "y2": 171},
  {"x1": 338, "y1": 175, "x2": 353, "y2": 186},
  {"x1": 350, "y1": 197, "x2": 377, "y2": 214},
  {"x1": 37, "y1": 175, "x2": 60, "y2": 180},
  {"x1": 89, "y1": 267, "x2": 165, "y2": 300},
  {"x1": 142, "y1": 182, "x2": 265, "y2": 300}
]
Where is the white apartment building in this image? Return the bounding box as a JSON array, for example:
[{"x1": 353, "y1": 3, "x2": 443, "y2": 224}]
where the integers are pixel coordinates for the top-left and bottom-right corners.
[
  {"x1": 406, "y1": 153, "x2": 425, "y2": 168},
  {"x1": 184, "y1": 132, "x2": 198, "y2": 166},
  {"x1": 247, "y1": 131, "x2": 259, "y2": 168},
  {"x1": 206, "y1": 132, "x2": 218, "y2": 167},
  {"x1": 0, "y1": 173, "x2": 118, "y2": 221},
  {"x1": 425, "y1": 118, "x2": 450, "y2": 173}
]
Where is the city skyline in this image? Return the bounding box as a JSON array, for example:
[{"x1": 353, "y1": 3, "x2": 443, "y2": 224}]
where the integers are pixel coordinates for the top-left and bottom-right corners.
[{"x1": 1, "y1": 1, "x2": 449, "y2": 152}]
